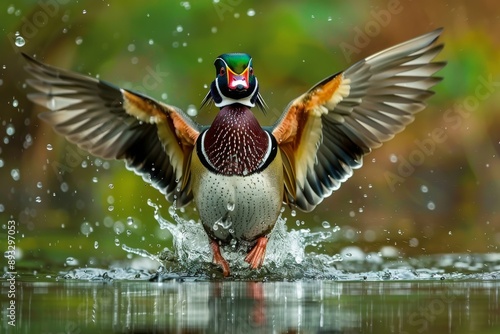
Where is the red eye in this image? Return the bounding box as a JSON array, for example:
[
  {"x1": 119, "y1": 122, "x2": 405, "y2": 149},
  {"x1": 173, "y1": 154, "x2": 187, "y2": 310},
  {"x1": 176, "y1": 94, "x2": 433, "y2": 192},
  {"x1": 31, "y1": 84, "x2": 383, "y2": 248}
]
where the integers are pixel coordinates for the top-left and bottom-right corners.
[{"x1": 219, "y1": 67, "x2": 226, "y2": 76}]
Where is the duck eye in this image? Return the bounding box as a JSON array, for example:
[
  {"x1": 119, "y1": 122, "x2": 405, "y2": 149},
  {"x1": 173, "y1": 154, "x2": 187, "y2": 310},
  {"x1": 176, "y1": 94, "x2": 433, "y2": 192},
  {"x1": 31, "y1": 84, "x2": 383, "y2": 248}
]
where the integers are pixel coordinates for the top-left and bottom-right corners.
[
  {"x1": 219, "y1": 67, "x2": 226, "y2": 76},
  {"x1": 249, "y1": 67, "x2": 254, "y2": 76}
]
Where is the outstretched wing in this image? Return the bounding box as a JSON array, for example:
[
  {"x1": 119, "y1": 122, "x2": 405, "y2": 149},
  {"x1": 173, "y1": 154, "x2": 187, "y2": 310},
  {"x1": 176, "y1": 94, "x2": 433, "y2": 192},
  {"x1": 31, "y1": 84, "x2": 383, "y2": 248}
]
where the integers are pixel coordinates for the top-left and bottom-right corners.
[
  {"x1": 23, "y1": 53, "x2": 200, "y2": 207},
  {"x1": 272, "y1": 28, "x2": 446, "y2": 211}
]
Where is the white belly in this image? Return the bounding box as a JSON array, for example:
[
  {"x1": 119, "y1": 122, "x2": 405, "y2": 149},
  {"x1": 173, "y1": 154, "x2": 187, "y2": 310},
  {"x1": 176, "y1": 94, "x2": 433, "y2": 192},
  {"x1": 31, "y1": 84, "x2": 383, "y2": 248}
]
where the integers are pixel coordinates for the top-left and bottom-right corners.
[{"x1": 191, "y1": 151, "x2": 284, "y2": 242}]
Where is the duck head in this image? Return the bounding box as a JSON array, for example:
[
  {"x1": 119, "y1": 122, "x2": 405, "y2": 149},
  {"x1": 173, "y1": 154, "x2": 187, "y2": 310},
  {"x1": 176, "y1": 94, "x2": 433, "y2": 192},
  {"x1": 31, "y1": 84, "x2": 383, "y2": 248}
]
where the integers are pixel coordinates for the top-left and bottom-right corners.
[{"x1": 203, "y1": 53, "x2": 266, "y2": 110}]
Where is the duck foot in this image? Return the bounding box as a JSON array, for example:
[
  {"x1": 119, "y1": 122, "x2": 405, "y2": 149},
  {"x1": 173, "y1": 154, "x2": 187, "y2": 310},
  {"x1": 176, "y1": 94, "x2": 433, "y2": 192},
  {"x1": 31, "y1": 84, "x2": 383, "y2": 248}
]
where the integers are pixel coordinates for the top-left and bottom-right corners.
[
  {"x1": 210, "y1": 239, "x2": 230, "y2": 277},
  {"x1": 244, "y1": 236, "x2": 268, "y2": 269}
]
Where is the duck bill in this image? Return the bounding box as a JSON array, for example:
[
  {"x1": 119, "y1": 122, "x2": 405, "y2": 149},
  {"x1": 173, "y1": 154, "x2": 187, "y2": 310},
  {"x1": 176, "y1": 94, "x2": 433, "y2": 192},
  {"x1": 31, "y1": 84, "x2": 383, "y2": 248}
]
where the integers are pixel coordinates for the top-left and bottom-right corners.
[{"x1": 227, "y1": 67, "x2": 249, "y2": 90}]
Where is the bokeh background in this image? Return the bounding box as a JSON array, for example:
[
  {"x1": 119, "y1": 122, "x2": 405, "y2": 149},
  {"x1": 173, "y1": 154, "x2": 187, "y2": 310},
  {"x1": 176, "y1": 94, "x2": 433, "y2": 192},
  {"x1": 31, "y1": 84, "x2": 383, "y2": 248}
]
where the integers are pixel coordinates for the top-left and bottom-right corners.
[{"x1": 1, "y1": 0, "x2": 500, "y2": 272}]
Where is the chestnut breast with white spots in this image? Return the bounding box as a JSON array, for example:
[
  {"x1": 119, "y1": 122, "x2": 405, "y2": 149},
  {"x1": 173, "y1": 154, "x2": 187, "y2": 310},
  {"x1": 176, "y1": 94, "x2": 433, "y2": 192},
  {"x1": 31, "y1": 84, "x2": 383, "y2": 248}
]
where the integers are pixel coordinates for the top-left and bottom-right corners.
[{"x1": 200, "y1": 105, "x2": 271, "y2": 176}]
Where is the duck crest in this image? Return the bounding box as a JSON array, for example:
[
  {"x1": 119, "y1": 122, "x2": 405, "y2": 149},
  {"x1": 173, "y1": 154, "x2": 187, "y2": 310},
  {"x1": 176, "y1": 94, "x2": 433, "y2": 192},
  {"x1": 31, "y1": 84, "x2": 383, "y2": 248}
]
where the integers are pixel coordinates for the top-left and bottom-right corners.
[{"x1": 200, "y1": 104, "x2": 273, "y2": 176}]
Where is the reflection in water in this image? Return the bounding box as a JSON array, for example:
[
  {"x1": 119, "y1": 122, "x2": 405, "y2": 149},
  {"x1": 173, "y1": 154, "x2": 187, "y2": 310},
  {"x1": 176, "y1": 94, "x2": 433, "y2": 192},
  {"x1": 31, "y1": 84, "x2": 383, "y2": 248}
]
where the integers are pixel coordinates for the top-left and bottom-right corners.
[{"x1": 2, "y1": 280, "x2": 499, "y2": 333}]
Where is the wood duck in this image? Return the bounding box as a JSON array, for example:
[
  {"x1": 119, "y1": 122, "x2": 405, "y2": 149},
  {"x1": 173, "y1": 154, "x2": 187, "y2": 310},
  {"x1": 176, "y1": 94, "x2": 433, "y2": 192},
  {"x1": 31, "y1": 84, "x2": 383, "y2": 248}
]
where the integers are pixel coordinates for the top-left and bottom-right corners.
[{"x1": 23, "y1": 28, "x2": 445, "y2": 276}]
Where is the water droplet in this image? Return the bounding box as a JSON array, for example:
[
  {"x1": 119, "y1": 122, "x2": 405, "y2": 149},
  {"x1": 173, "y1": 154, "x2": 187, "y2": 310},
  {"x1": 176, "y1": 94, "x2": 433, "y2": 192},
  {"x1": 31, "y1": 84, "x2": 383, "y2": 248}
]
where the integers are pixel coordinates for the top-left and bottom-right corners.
[
  {"x1": 321, "y1": 221, "x2": 330, "y2": 229},
  {"x1": 291, "y1": 210, "x2": 296, "y2": 217},
  {"x1": 148, "y1": 39, "x2": 154, "y2": 45},
  {"x1": 197, "y1": 57, "x2": 203, "y2": 63},
  {"x1": 161, "y1": 93, "x2": 168, "y2": 100},
  {"x1": 75, "y1": 36, "x2": 83, "y2": 45},
  {"x1": 226, "y1": 202, "x2": 235, "y2": 212},
  {"x1": 186, "y1": 104, "x2": 198, "y2": 116},
  {"x1": 103, "y1": 216, "x2": 114, "y2": 228},
  {"x1": 36, "y1": 181, "x2": 43, "y2": 189},
  {"x1": 332, "y1": 225, "x2": 341, "y2": 233},
  {"x1": 80, "y1": 221, "x2": 93, "y2": 236},
  {"x1": 113, "y1": 221, "x2": 124, "y2": 234},
  {"x1": 211, "y1": 27, "x2": 217, "y2": 34},
  {"x1": 7, "y1": 5, "x2": 15, "y2": 15},
  {"x1": 409, "y1": 238, "x2": 419, "y2": 247},
  {"x1": 448, "y1": 231, "x2": 452, "y2": 235},
  {"x1": 15, "y1": 36, "x2": 25, "y2": 47},
  {"x1": 11, "y1": 169, "x2": 20, "y2": 181},
  {"x1": 60, "y1": 182, "x2": 69, "y2": 192},
  {"x1": 127, "y1": 217, "x2": 134, "y2": 226},
  {"x1": 176, "y1": 25, "x2": 183, "y2": 33},
  {"x1": 247, "y1": 8, "x2": 256, "y2": 16},
  {"x1": 82, "y1": 9, "x2": 87, "y2": 14},
  {"x1": 389, "y1": 154, "x2": 398, "y2": 163},
  {"x1": 380, "y1": 246, "x2": 398, "y2": 257},
  {"x1": 94, "y1": 241, "x2": 99, "y2": 249},
  {"x1": 127, "y1": 43, "x2": 135, "y2": 52},
  {"x1": 6, "y1": 124, "x2": 15, "y2": 136},
  {"x1": 35, "y1": 196, "x2": 41, "y2": 203},
  {"x1": 420, "y1": 185, "x2": 428, "y2": 193},
  {"x1": 46, "y1": 144, "x2": 53, "y2": 151},
  {"x1": 427, "y1": 201, "x2": 436, "y2": 210},
  {"x1": 126, "y1": 230, "x2": 132, "y2": 236},
  {"x1": 92, "y1": 177, "x2": 98, "y2": 183},
  {"x1": 65, "y1": 257, "x2": 79, "y2": 266},
  {"x1": 114, "y1": 238, "x2": 120, "y2": 246}
]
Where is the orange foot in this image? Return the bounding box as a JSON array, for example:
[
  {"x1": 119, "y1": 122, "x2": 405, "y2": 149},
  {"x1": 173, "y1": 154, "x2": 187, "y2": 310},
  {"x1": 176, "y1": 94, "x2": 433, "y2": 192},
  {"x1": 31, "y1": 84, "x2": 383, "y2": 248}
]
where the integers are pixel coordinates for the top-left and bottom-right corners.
[
  {"x1": 210, "y1": 240, "x2": 230, "y2": 277},
  {"x1": 244, "y1": 237, "x2": 268, "y2": 269}
]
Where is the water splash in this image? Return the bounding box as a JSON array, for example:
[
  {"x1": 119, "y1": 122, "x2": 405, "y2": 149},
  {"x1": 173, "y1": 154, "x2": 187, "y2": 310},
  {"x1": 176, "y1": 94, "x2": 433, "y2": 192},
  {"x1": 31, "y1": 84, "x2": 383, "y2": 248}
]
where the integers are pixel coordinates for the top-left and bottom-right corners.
[
  {"x1": 56, "y1": 200, "x2": 500, "y2": 281},
  {"x1": 138, "y1": 200, "x2": 344, "y2": 279}
]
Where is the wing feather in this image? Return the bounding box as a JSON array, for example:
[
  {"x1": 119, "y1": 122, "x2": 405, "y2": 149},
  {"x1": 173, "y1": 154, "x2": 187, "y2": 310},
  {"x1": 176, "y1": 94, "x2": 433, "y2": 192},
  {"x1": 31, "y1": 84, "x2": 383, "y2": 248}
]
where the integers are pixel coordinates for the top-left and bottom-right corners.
[
  {"x1": 272, "y1": 28, "x2": 446, "y2": 211},
  {"x1": 23, "y1": 53, "x2": 200, "y2": 206}
]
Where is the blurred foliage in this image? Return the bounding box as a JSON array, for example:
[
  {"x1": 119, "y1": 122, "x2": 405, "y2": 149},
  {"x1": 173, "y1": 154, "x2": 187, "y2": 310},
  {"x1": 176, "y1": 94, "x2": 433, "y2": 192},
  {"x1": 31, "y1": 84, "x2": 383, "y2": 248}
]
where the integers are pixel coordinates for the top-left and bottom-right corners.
[{"x1": 1, "y1": 0, "x2": 500, "y2": 271}]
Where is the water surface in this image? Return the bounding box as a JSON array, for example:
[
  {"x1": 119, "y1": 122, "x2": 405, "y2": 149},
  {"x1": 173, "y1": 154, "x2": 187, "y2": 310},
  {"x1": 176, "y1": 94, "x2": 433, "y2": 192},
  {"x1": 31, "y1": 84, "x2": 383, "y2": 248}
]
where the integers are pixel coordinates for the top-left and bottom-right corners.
[{"x1": 2, "y1": 279, "x2": 499, "y2": 333}]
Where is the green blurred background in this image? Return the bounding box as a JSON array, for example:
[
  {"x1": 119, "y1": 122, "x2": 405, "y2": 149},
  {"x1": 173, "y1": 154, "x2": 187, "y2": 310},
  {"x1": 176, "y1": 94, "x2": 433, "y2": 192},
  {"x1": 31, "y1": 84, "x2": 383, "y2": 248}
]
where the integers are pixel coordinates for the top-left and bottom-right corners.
[{"x1": 1, "y1": 0, "x2": 500, "y2": 272}]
